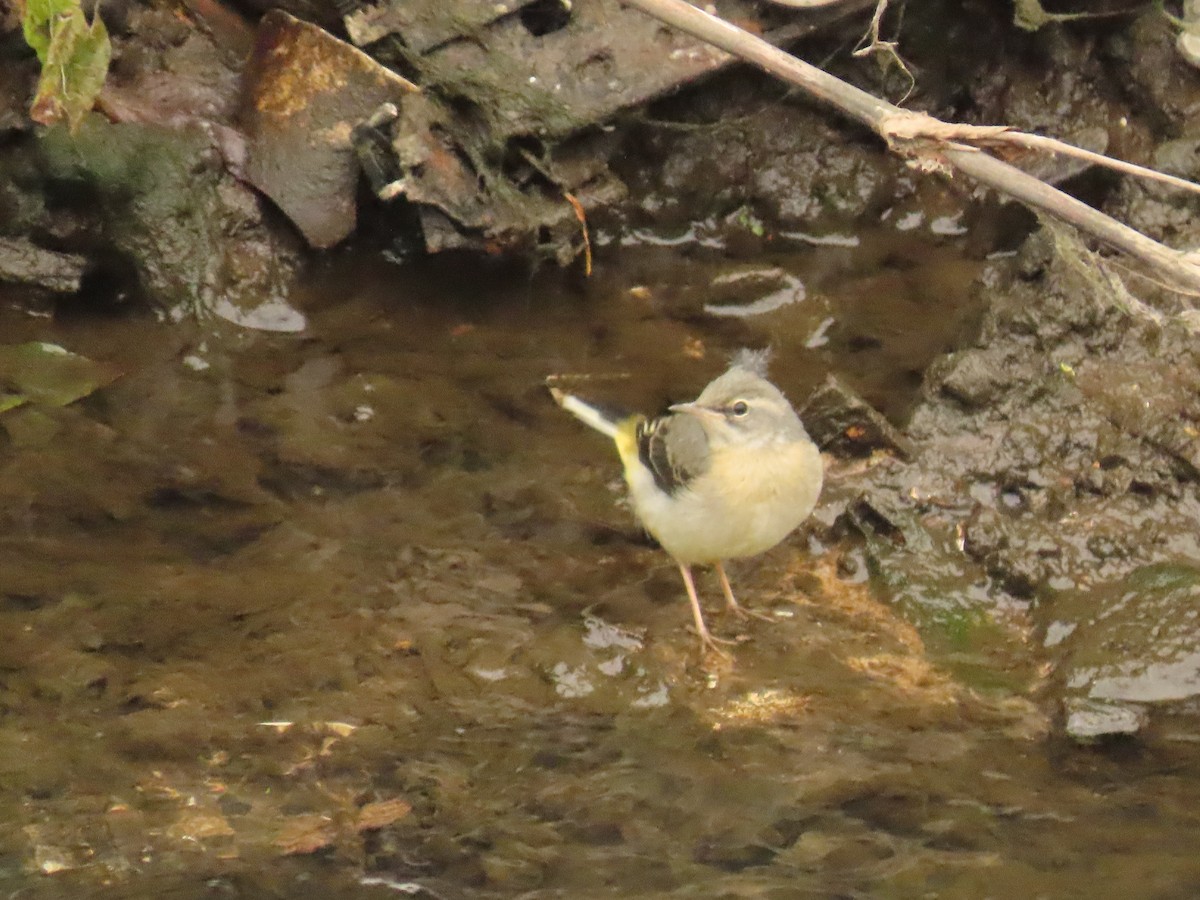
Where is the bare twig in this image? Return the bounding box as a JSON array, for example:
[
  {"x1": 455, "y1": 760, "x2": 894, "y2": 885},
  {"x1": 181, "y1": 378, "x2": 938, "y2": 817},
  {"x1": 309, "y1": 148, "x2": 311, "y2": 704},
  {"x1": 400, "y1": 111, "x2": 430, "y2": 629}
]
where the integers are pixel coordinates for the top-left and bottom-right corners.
[
  {"x1": 984, "y1": 130, "x2": 1200, "y2": 197},
  {"x1": 621, "y1": 0, "x2": 1200, "y2": 294},
  {"x1": 763, "y1": 0, "x2": 859, "y2": 7},
  {"x1": 873, "y1": 114, "x2": 1200, "y2": 197},
  {"x1": 851, "y1": 0, "x2": 915, "y2": 103},
  {"x1": 564, "y1": 192, "x2": 593, "y2": 276},
  {"x1": 942, "y1": 144, "x2": 1194, "y2": 289},
  {"x1": 1013, "y1": 0, "x2": 1135, "y2": 31}
]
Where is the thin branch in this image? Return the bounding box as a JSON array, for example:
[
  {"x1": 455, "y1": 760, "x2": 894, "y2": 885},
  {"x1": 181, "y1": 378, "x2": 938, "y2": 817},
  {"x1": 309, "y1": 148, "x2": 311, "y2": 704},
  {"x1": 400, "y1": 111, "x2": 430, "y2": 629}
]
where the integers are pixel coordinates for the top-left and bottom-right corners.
[
  {"x1": 850, "y1": 0, "x2": 915, "y2": 103},
  {"x1": 987, "y1": 131, "x2": 1200, "y2": 197},
  {"x1": 874, "y1": 114, "x2": 1200, "y2": 198},
  {"x1": 942, "y1": 143, "x2": 1195, "y2": 290},
  {"x1": 763, "y1": 0, "x2": 861, "y2": 7},
  {"x1": 851, "y1": 0, "x2": 891, "y2": 58},
  {"x1": 621, "y1": 0, "x2": 1200, "y2": 294},
  {"x1": 564, "y1": 191, "x2": 593, "y2": 276}
]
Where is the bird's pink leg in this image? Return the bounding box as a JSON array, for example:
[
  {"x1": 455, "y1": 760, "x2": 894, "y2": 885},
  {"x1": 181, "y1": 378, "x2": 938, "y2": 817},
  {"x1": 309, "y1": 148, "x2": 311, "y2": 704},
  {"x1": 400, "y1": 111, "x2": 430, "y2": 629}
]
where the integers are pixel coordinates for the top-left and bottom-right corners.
[
  {"x1": 677, "y1": 562, "x2": 735, "y2": 656},
  {"x1": 716, "y1": 561, "x2": 773, "y2": 621}
]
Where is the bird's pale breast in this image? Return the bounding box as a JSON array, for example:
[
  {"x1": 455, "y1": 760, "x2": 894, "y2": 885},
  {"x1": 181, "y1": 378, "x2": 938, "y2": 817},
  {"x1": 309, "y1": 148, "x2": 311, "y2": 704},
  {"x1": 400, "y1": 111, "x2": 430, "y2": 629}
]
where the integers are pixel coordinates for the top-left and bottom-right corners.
[{"x1": 624, "y1": 437, "x2": 822, "y2": 564}]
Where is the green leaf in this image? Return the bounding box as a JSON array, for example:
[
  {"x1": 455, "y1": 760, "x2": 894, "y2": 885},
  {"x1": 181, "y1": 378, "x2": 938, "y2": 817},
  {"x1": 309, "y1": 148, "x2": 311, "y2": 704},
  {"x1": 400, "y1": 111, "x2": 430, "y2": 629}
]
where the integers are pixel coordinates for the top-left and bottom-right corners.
[
  {"x1": 21, "y1": 0, "x2": 75, "y2": 63},
  {"x1": 28, "y1": 1, "x2": 111, "y2": 134},
  {"x1": 0, "y1": 393, "x2": 29, "y2": 414},
  {"x1": 0, "y1": 342, "x2": 121, "y2": 409}
]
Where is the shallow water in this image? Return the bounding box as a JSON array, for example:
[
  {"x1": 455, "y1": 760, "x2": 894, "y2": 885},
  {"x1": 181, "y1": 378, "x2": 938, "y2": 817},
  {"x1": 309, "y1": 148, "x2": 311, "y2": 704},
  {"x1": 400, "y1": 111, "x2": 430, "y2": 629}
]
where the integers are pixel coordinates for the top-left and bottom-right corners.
[{"x1": 2, "y1": 233, "x2": 1200, "y2": 899}]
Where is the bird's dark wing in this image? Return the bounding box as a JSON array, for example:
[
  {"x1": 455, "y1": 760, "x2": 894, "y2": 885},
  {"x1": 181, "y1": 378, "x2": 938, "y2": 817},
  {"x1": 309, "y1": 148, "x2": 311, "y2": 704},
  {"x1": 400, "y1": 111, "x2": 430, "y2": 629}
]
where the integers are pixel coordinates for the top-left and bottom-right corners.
[{"x1": 636, "y1": 412, "x2": 710, "y2": 495}]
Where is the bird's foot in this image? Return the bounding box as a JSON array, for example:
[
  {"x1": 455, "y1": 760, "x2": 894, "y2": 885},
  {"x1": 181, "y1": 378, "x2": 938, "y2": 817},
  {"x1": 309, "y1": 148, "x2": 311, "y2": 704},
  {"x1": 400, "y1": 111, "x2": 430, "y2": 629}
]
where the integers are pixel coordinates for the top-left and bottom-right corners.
[
  {"x1": 696, "y1": 628, "x2": 737, "y2": 659},
  {"x1": 725, "y1": 601, "x2": 776, "y2": 623}
]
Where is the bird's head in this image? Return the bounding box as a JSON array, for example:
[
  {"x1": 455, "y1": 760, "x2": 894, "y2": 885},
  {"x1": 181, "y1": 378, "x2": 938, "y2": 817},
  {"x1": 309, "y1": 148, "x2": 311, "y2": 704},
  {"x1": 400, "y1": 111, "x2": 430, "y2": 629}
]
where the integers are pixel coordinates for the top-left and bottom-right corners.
[{"x1": 669, "y1": 364, "x2": 807, "y2": 450}]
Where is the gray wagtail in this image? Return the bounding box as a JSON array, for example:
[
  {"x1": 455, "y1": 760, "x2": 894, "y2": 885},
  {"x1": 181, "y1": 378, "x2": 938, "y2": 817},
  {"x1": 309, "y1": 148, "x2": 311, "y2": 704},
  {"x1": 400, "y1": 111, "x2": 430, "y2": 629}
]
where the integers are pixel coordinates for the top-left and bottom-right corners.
[{"x1": 549, "y1": 351, "x2": 824, "y2": 655}]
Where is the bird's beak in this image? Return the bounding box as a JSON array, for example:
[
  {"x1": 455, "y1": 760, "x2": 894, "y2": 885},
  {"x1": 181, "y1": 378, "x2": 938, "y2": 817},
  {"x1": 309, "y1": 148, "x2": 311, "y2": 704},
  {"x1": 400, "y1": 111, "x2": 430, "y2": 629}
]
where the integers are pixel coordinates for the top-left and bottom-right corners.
[{"x1": 669, "y1": 401, "x2": 719, "y2": 420}]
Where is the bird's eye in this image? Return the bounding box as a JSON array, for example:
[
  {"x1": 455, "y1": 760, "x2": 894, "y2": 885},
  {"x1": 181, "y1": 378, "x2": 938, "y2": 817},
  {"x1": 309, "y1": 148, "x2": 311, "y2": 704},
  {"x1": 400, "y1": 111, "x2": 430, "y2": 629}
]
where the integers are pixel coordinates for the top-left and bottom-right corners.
[{"x1": 730, "y1": 400, "x2": 749, "y2": 417}]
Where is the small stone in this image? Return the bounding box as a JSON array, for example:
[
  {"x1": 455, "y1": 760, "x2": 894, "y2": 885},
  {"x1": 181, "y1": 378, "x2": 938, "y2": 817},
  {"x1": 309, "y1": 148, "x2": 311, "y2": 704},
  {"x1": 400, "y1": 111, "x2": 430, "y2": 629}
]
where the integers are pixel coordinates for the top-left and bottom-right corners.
[
  {"x1": 1064, "y1": 699, "x2": 1147, "y2": 744},
  {"x1": 800, "y1": 374, "x2": 915, "y2": 459}
]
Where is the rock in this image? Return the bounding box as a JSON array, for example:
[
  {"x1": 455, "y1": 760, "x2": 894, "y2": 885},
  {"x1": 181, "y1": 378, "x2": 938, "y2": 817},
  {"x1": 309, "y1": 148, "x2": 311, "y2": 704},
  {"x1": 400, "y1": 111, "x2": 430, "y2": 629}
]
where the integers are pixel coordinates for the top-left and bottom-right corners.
[
  {"x1": 345, "y1": 0, "x2": 878, "y2": 262},
  {"x1": 1109, "y1": 11, "x2": 1200, "y2": 128},
  {"x1": 933, "y1": 347, "x2": 1018, "y2": 410},
  {"x1": 800, "y1": 374, "x2": 916, "y2": 459},
  {"x1": 240, "y1": 10, "x2": 418, "y2": 249},
  {"x1": 32, "y1": 117, "x2": 301, "y2": 324},
  {"x1": 1052, "y1": 564, "x2": 1200, "y2": 705},
  {"x1": 0, "y1": 237, "x2": 89, "y2": 294},
  {"x1": 1064, "y1": 698, "x2": 1147, "y2": 743}
]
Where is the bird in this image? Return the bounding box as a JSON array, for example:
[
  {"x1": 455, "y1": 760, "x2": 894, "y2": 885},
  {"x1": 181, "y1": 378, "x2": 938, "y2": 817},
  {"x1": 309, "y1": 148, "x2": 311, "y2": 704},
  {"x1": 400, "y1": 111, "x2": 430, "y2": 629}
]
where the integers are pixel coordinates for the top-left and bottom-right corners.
[{"x1": 549, "y1": 350, "x2": 824, "y2": 655}]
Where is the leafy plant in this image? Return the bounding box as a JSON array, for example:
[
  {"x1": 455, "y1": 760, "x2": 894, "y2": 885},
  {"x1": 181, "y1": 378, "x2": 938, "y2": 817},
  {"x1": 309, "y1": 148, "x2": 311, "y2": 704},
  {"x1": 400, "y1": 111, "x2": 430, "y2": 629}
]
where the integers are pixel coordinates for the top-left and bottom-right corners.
[{"x1": 20, "y1": 0, "x2": 111, "y2": 133}]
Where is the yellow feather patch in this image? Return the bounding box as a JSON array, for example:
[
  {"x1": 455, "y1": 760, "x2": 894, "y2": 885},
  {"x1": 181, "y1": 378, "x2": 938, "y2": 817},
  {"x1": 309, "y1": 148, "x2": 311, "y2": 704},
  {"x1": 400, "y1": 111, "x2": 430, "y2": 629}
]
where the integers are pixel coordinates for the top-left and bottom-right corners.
[{"x1": 614, "y1": 416, "x2": 643, "y2": 473}]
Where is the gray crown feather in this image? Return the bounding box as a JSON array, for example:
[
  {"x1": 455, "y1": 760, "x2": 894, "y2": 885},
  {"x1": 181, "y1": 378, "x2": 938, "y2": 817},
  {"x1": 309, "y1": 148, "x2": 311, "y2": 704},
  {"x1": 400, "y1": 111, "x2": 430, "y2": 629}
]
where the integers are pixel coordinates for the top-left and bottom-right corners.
[{"x1": 729, "y1": 347, "x2": 772, "y2": 377}]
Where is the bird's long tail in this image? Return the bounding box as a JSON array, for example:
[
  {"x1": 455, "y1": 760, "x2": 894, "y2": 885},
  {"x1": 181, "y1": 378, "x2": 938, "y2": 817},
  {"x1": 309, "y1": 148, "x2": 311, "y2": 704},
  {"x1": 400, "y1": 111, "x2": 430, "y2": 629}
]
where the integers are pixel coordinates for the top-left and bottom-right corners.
[{"x1": 547, "y1": 387, "x2": 622, "y2": 439}]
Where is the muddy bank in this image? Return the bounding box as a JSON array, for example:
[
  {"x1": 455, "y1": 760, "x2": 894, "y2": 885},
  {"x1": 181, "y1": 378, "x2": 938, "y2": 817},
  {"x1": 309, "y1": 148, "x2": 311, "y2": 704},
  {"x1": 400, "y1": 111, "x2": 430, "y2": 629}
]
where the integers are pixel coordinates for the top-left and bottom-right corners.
[
  {"x1": 814, "y1": 8, "x2": 1200, "y2": 743},
  {"x1": 848, "y1": 224, "x2": 1200, "y2": 742}
]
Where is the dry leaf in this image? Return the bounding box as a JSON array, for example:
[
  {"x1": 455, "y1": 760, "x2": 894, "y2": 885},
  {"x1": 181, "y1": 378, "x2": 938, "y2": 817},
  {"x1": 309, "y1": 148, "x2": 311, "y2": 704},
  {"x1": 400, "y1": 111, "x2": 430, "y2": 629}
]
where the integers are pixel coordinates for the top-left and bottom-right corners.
[
  {"x1": 274, "y1": 814, "x2": 337, "y2": 855},
  {"x1": 167, "y1": 809, "x2": 235, "y2": 842},
  {"x1": 356, "y1": 797, "x2": 412, "y2": 832}
]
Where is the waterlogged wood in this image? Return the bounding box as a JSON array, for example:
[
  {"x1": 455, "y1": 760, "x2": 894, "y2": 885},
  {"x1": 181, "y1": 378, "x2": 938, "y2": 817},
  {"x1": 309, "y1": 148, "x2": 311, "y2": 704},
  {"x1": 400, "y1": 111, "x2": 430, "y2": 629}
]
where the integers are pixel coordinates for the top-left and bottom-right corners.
[{"x1": 623, "y1": 0, "x2": 1200, "y2": 295}]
